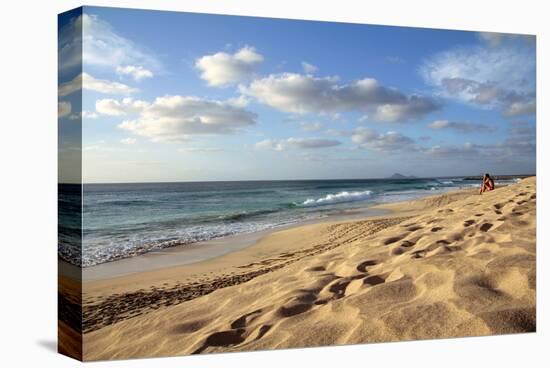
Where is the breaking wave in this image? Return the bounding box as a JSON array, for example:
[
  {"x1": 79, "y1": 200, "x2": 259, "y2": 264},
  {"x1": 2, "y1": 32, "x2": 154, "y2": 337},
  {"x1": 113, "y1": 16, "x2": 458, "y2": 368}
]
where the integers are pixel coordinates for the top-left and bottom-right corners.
[{"x1": 301, "y1": 190, "x2": 373, "y2": 207}]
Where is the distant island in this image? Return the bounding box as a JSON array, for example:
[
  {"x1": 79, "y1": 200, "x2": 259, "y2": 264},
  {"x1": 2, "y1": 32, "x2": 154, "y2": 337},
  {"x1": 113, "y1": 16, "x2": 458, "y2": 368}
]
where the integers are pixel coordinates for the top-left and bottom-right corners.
[{"x1": 389, "y1": 173, "x2": 417, "y2": 179}]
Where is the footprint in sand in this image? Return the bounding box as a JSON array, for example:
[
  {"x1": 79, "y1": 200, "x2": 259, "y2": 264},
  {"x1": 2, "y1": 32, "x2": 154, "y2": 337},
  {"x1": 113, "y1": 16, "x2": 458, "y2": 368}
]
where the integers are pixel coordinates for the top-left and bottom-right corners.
[
  {"x1": 411, "y1": 250, "x2": 427, "y2": 259},
  {"x1": 328, "y1": 279, "x2": 352, "y2": 299},
  {"x1": 278, "y1": 303, "x2": 313, "y2": 317},
  {"x1": 383, "y1": 234, "x2": 408, "y2": 245},
  {"x1": 450, "y1": 233, "x2": 464, "y2": 241},
  {"x1": 306, "y1": 266, "x2": 326, "y2": 272},
  {"x1": 363, "y1": 275, "x2": 386, "y2": 286},
  {"x1": 400, "y1": 240, "x2": 416, "y2": 248},
  {"x1": 480, "y1": 223, "x2": 493, "y2": 232},
  {"x1": 431, "y1": 227, "x2": 444, "y2": 232},
  {"x1": 231, "y1": 309, "x2": 263, "y2": 329},
  {"x1": 356, "y1": 260, "x2": 377, "y2": 273},
  {"x1": 392, "y1": 247, "x2": 406, "y2": 255},
  {"x1": 405, "y1": 224, "x2": 423, "y2": 232},
  {"x1": 194, "y1": 329, "x2": 246, "y2": 353},
  {"x1": 255, "y1": 325, "x2": 272, "y2": 340},
  {"x1": 463, "y1": 220, "x2": 476, "y2": 227}
]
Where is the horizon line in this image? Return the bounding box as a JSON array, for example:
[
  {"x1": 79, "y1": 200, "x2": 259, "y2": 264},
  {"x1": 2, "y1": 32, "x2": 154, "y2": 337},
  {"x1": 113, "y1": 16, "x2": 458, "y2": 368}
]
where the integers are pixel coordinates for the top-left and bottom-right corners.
[{"x1": 58, "y1": 173, "x2": 536, "y2": 186}]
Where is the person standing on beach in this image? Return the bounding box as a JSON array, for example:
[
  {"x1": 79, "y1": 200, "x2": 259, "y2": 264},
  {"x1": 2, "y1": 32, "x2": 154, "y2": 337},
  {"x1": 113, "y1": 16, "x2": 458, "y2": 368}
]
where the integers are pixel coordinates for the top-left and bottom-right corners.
[{"x1": 480, "y1": 173, "x2": 495, "y2": 194}]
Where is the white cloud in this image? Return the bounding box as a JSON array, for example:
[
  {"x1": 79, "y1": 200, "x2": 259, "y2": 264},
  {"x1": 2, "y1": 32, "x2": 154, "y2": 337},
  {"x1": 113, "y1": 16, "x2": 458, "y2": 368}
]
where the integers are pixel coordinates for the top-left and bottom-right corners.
[
  {"x1": 428, "y1": 119, "x2": 495, "y2": 133},
  {"x1": 478, "y1": 32, "x2": 535, "y2": 48},
  {"x1": 478, "y1": 32, "x2": 508, "y2": 48},
  {"x1": 96, "y1": 98, "x2": 149, "y2": 116},
  {"x1": 195, "y1": 46, "x2": 264, "y2": 87},
  {"x1": 58, "y1": 14, "x2": 159, "y2": 72},
  {"x1": 373, "y1": 97, "x2": 440, "y2": 122},
  {"x1": 58, "y1": 101, "x2": 71, "y2": 118},
  {"x1": 120, "y1": 138, "x2": 137, "y2": 145},
  {"x1": 226, "y1": 95, "x2": 250, "y2": 108},
  {"x1": 254, "y1": 139, "x2": 284, "y2": 151},
  {"x1": 100, "y1": 95, "x2": 257, "y2": 143},
  {"x1": 178, "y1": 147, "x2": 223, "y2": 153},
  {"x1": 425, "y1": 121, "x2": 535, "y2": 160},
  {"x1": 421, "y1": 46, "x2": 535, "y2": 97},
  {"x1": 299, "y1": 122, "x2": 324, "y2": 132},
  {"x1": 116, "y1": 65, "x2": 153, "y2": 81},
  {"x1": 58, "y1": 75, "x2": 81, "y2": 96},
  {"x1": 351, "y1": 127, "x2": 415, "y2": 151},
  {"x1": 59, "y1": 73, "x2": 138, "y2": 97},
  {"x1": 421, "y1": 42, "x2": 535, "y2": 117},
  {"x1": 505, "y1": 121, "x2": 536, "y2": 156},
  {"x1": 488, "y1": 121, "x2": 536, "y2": 157},
  {"x1": 58, "y1": 14, "x2": 83, "y2": 71},
  {"x1": 242, "y1": 73, "x2": 439, "y2": 121},
  {"x1": 351, "y1": 120, "x2": 534, "y2": 163},
  {"x1": 256, "y1": 137, "x2": 341, "y2": 151},
  {"x1": 436, "y1": 78, "x2": 536, "y2": 116},
  {"x1": 82, "y1": 110, "x2": 99, "y2": 119},
  {"x1": 68, "y1": 111, "x2": 99, "y2": 120},
  {"x1": 324, "y1": 128, "x2": 351, "y2": 137},
  {"x1": 503, "y1": 100, "x2": 536, "y2": 117},
  {"x1": 301, "y1": 61, "x2": 318, "y2": 74},
  {"x1": 358, "y1": 115, "x2": 369, "y2": 123},
  {"x1": 425, "y1": 142, "x2": 478, "y2": 157}
]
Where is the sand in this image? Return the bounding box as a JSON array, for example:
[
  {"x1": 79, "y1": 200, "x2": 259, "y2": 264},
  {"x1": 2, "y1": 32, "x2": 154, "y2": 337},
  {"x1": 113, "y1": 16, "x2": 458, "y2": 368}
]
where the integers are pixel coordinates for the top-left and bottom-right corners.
[{"x1": 80, "y1": 177, "x2": 536, "y2": 361}]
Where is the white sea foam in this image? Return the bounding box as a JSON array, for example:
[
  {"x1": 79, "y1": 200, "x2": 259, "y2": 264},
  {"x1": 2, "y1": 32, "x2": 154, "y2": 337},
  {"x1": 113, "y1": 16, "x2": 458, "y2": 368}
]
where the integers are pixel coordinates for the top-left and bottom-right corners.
[
  {"x1": 301, "y1": 190, "x2": 372, "y2": 207},
  {"x1": 79, "y1": 213, "x2": 323, "y2": 267}
]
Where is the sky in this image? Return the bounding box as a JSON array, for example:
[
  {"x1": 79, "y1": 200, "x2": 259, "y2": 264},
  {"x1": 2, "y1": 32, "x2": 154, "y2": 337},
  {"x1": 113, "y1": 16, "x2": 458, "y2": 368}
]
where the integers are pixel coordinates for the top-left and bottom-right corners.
[{"x1": 58, "y1": 6, "x2": 536, "y2": 183}]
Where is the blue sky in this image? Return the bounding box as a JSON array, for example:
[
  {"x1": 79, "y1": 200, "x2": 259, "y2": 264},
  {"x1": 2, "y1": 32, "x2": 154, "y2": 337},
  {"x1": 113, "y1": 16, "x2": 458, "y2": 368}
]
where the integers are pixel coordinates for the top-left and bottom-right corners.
[{"x1": 58, "y1": 7, "x2": 536, "y2": 183}]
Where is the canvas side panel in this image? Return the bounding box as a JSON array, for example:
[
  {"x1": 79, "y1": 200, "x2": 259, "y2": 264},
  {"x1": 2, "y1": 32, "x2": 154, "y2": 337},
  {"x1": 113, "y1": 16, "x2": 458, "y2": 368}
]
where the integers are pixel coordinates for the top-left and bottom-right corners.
[{"x1": 58, "y1": 7, "x2": 83, "y2": 361}]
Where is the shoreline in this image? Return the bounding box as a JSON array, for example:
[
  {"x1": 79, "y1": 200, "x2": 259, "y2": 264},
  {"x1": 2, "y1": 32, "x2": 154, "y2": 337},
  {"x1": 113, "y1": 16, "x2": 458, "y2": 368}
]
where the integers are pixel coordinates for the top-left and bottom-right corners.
[
  {"x1": 77, "y1": 179, "x2": 494, "y2": 272},
  {"x1": 81, "y1": 206, "x2": 395, "y2": 282},
  {"x1": 80, "y1": 186, "x2": 478, "y2": 327},
  {"x1": 79, "y1": 178, "x2": 536, "y2": 359},
  {"x1": 80, "y1": 186, "x2": 482, "y2": 290},
  {"x1": 81, "y1": 186, "x2": 475, "y2": 282}
]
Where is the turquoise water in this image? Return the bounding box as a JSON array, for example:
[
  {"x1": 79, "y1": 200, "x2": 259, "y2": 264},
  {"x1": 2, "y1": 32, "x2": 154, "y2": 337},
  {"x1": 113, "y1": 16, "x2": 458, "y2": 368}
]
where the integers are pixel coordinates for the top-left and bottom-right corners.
[{"x1": 58, "y1": 177, "x2": 519, "y2": 267}]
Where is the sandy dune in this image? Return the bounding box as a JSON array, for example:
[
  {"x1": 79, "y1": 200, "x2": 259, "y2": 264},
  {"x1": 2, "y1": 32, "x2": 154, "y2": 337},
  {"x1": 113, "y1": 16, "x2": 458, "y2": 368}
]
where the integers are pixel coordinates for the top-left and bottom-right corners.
[{"x1": 82, "y1": 177, "x2": 536, "y2": 360}]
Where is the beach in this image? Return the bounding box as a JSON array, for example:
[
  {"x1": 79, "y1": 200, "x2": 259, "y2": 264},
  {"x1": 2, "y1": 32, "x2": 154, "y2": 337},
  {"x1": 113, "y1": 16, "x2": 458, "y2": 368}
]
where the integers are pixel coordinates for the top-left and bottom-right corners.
[{"x1": 70, "y1": 177, "x2": 535, "y2": 360}]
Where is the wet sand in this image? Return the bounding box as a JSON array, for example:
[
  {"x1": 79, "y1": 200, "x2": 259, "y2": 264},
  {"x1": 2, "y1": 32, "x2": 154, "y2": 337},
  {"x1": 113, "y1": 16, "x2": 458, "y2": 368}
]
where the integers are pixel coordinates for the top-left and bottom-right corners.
[{"x1": 82, "y1": 207, "x2": 390, "y2": 282}]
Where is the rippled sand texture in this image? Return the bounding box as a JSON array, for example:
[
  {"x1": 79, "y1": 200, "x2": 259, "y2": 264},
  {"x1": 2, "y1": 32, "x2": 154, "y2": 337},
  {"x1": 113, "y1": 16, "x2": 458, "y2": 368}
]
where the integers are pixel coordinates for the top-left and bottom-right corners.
[{"x1": 83, "y1": 177, "x2": 536, "y2": 360}]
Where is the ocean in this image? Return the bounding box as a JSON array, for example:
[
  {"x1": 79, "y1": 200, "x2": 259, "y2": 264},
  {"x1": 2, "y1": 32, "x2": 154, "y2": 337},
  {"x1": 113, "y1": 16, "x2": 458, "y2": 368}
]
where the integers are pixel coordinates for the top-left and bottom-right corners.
[{"x1": 58, "y1": 177, "x2": 521, "y2": 267}]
